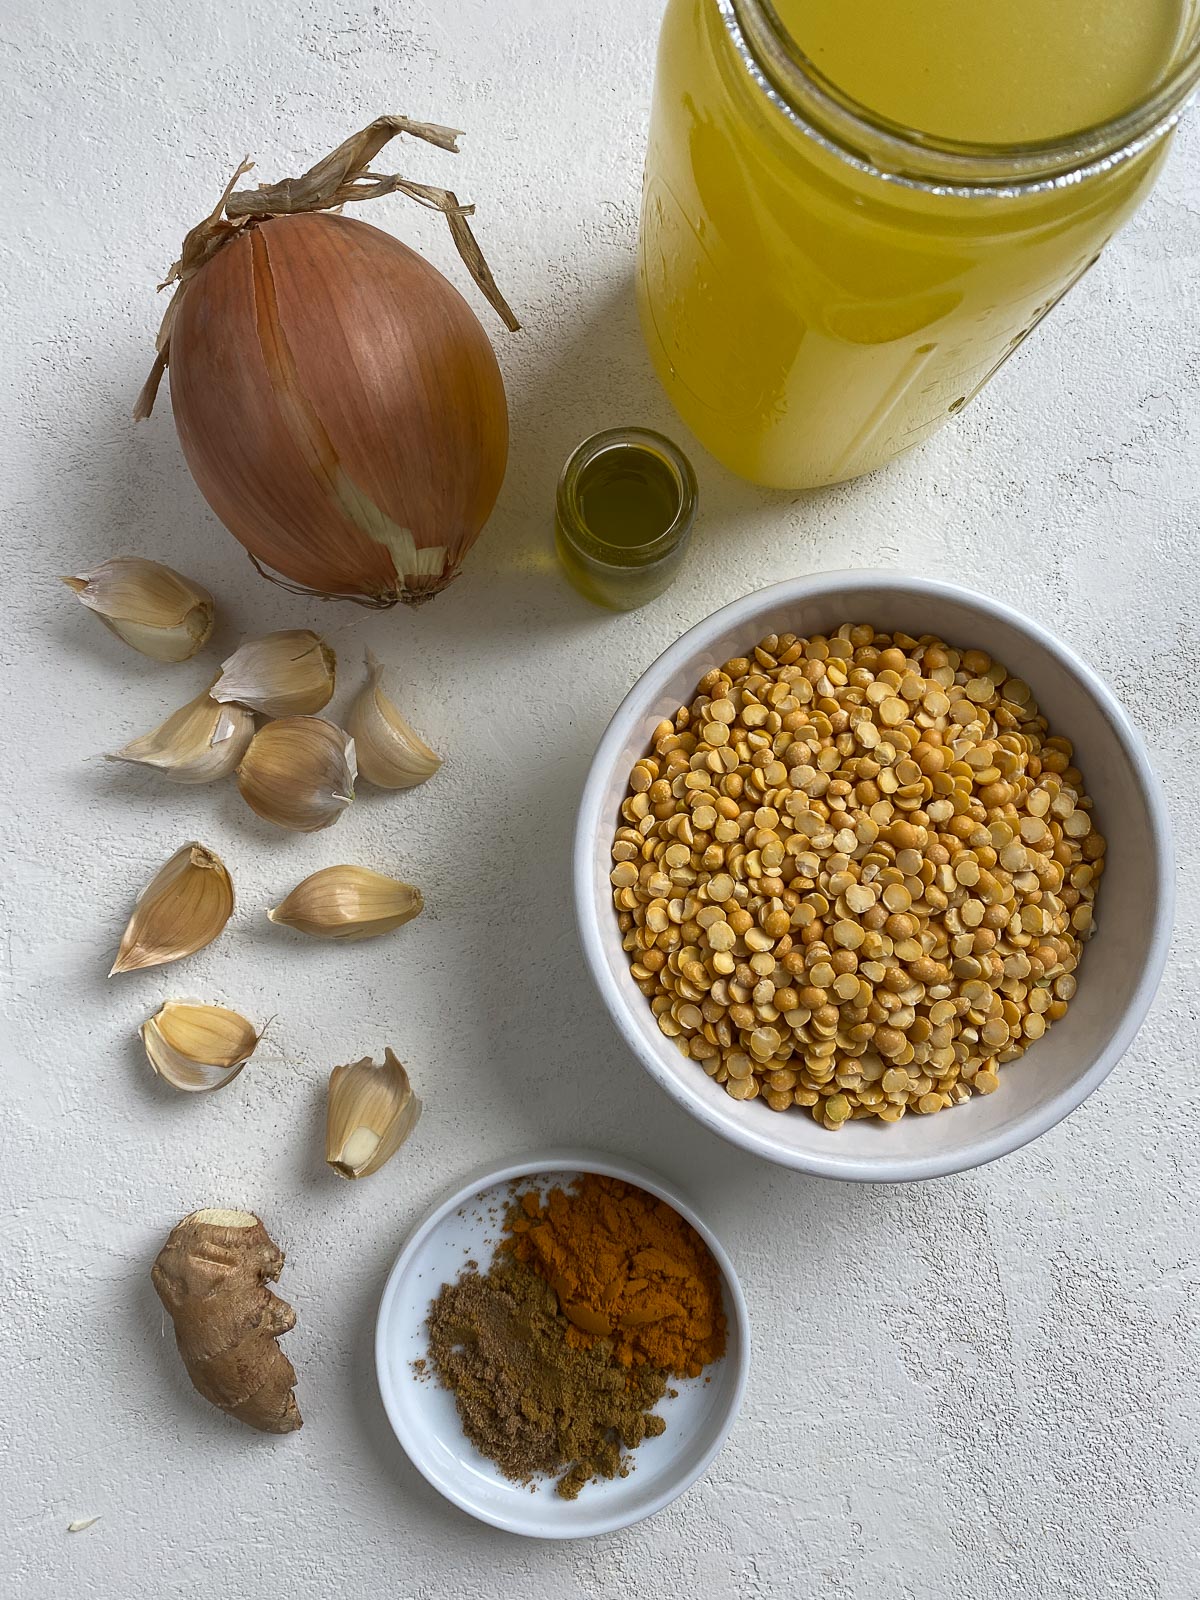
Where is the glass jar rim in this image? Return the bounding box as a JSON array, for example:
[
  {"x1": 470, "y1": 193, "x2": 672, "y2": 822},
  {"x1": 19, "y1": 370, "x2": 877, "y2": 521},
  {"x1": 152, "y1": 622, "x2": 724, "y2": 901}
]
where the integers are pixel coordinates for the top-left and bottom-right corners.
[
  {"x1": 725, "y1": 0, "x2": 1200, "y2": 196},
  {"x1": 557, "y1": 428, "x2": 699, "y2": 566}
]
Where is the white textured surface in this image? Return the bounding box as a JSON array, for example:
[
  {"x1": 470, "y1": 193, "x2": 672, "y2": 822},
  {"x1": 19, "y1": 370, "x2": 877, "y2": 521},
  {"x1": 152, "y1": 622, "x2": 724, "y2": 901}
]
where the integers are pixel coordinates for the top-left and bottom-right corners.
[{"x1": 2, "y1": 1, "x2": 1198, "y2": 1595}]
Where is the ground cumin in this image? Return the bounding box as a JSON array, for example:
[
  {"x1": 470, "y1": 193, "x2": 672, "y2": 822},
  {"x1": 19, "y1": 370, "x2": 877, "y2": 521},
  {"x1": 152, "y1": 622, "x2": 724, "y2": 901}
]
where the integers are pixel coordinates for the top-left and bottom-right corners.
[
  {"x1": 424, "y1": 1254, "x2": 667, "y2": 1499},
  {"x1": 507, "y1": 1174, "x2": 727, "y2": 1378}
]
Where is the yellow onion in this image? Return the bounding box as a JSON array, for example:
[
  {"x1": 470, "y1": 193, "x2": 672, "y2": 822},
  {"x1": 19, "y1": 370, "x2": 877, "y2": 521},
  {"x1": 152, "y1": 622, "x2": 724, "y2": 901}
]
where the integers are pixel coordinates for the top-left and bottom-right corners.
[{"x1": 137, "y1": 117, "x2": 518, "y2": 607}]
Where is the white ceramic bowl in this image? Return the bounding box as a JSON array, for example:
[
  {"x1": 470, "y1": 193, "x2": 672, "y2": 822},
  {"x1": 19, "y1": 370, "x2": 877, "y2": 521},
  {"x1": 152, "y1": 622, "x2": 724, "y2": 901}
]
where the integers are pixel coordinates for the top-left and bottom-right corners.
[
  {"x1": 575, "y1": 572, "x2": 1173, "y2": 1182},
  {"x1": 375, "y1": 1149, "x2": 750, "y2": 1538}
]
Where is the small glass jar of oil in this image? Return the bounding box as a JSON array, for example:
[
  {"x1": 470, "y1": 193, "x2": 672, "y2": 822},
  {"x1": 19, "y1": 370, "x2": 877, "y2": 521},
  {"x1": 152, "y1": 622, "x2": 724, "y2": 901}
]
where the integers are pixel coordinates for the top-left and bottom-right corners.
[{"x1": 555, "y1": 427, "x2": 698, "y2": 611}]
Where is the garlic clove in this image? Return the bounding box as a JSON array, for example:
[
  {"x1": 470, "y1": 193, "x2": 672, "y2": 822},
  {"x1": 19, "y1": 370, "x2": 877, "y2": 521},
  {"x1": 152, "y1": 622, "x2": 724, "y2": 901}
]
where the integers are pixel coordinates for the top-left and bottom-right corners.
[
  {"x1": 212, "y1": 629, "x2": 336, "y2": 717},
  {"x1": 267, "y1": 866, "x2": 423, "y2": 942},
  {"x1": 346, "y1": 650, "x2": 441, "y2": 789},
  {"x1": 110, "y1": 843, "x2": 235, "y2": 976},
  {"x1": 142, "y1": 1001, "x2": 259, "y2": 1092},
  {"x1": 109, "y1": 684, "x2": 256, "y2": 784},
  {"x1": 61, "y1": 558, "x2": 214, "y2": 661},
  {"x1": 325, "y1": 1049, "x2": 421, "y2": 1179},
  {"x1": 236, "y1": 717, "x2": 356, "y2": 832}
]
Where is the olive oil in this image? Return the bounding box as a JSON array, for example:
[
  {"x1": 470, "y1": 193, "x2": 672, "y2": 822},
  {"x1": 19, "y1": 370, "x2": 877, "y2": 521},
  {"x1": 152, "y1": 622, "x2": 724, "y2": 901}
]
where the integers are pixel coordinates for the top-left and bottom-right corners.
[
  {"x1": 555, "y1": 428, "x2": 698, "y2": 610},
  {"x1": 578, "y1": 450, "x2": 680, "y2": 549}
]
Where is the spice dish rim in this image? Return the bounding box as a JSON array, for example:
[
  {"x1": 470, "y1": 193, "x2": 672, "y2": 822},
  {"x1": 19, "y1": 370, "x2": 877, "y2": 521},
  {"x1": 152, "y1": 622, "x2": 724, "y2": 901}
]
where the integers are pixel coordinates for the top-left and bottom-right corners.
[
  {"x1": 574, "y1": 570, "x2": 1174, "y2": 1181},
  {"x1": 374, "y1": 1147, "x2": 752, "y2": 1539}
]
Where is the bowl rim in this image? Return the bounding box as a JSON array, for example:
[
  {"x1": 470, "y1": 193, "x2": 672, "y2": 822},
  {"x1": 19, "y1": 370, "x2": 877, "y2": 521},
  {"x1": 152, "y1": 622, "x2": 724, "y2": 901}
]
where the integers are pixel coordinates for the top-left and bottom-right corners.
[
  {"x1": 574, "y1": 570, "x2": 1175, "y2": 1182},
  {"x1": 374, "y1": 1146, "x2": 752, "y2": 1539}
]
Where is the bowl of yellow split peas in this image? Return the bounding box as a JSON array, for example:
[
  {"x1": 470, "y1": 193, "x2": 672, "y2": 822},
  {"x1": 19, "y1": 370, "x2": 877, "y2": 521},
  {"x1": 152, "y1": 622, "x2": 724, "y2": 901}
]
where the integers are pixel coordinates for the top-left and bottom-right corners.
[{"x1": 575, "y1": 572, "x2": 1173, "y2": 1181}]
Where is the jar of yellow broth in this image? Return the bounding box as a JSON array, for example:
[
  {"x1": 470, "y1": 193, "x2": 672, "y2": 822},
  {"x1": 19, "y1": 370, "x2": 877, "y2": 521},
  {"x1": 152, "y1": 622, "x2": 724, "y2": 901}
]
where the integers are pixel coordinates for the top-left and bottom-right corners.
[{"x1": 637, "y1": 0, "x2": 1200, "y2": 489}]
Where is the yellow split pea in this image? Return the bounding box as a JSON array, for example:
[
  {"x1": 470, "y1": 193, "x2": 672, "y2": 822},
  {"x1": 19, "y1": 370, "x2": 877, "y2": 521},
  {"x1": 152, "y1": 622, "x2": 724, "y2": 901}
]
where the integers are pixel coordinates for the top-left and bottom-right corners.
[{"x1": 610, "y1": 625, "x2": 1104, "y2": 1130}]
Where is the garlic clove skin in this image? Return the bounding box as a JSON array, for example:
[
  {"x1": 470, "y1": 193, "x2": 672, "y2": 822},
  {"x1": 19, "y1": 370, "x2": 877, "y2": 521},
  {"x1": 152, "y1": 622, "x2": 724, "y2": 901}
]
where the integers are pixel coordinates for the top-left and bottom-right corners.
[
  {"x1": 212, "y1": 629, "x2": 336, "y2": 717},
  {"x1": 109, "y1": 685, "x2": 255, "y2": 784},
  {"x1": 346, "y1": 650, "x2": 441, "y2": 789},
  {"x1": 267, "y1": 866, "x2": 423, "y2": 942},
  {"x1": 236, "y1": 718, "x2": 356, "y2": 832},
  {"x1": 142, "y1": 1001, "x2": 259, "y2": 1092},
  {"x1": 61, "y1": 558, "x2": 214, "y2": 661},
  {"x1": 110, "y1": 842, "x2": 235, "y2": 976},
  {"x1": 326, "y1": 1049, "x2": 421, "y2": 1179}
]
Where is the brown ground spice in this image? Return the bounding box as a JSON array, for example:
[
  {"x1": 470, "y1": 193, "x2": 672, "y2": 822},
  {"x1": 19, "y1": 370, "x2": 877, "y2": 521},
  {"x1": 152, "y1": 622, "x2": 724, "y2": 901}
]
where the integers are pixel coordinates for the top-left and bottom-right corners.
[
  {"x1": 425, "y1": 1254, "x2": 667, "y2": 1499},
  {"x1": 507, "y1": 1174, "x2": 727, "y2": 1378}
]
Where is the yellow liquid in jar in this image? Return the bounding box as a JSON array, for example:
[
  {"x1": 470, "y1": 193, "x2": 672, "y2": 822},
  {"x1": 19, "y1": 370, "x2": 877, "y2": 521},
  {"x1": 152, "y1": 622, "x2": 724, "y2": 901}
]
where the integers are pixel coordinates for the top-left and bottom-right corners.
[
  {"x1": 782, "y1": 0, "x2": 1186, "y2": 144},
  {"x1": 638, "y1": 0, "x2": 1186, "y2": 488}
]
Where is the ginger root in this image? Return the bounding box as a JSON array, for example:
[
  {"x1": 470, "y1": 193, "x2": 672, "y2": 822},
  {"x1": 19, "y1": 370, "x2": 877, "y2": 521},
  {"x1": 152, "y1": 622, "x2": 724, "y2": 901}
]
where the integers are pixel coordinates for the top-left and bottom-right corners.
[{"x1": 151, "y1": 1208, "x2": 302, "y2": 1433}]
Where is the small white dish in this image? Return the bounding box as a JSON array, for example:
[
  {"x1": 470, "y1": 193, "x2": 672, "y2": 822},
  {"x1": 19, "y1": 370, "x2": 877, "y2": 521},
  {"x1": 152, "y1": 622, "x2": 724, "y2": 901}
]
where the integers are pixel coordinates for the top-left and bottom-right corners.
[
  {"x1": 374, "y1": 1149, "x2": 750, "y2": 1539},
  {"x1": 575, "y1": 571, "x2": 1174, "y2": 1182}
]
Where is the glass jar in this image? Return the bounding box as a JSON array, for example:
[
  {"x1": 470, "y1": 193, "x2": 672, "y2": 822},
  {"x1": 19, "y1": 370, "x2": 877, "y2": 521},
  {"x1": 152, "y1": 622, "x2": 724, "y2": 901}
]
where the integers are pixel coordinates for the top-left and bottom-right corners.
[
  {"x1": 637, "y1": 0, "x2": 1200, "y2": 489},
  {"x1": 555, "y1": 427, "x2": 698, "y2": 611}
]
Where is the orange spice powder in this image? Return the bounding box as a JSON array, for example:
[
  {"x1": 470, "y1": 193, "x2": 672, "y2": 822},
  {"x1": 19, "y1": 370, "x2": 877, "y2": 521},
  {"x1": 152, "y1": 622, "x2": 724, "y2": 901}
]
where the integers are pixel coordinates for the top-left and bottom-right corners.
[{"x1": 507, "y1": 1174, "x2": 727, "y2": 1379}]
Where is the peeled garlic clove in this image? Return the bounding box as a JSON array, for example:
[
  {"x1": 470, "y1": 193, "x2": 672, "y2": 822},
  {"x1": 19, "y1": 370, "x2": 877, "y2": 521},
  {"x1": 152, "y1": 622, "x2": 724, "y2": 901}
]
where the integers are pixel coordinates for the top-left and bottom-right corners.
[
  {"x1": 346, "y1": 650, "x2": 441, "y2": 790},
  {"x1": 212, "y1": 629, "x2": 336, "y2": 717},
  {"x1": 326, "y1": 1049, "x2": 421, "y2": 1180},
  {"x1": 236, "y1": 717, "x2": 356, "y2": 832},
  {"x1": 268, "y1": 866, "x2": 423, "y2": 942},
  {"x1": 142, "y1": 1001, "x2": 259, "y2": 1092},
  {"x1": 109, "y1": 684, "x2": 255, "y2": 784},
  {"x1": 61, "y1": 558, "x2": 214, "y2": 661},
  {"x1": 110, "y1": 842, "x2": 235, "y2": 976}
]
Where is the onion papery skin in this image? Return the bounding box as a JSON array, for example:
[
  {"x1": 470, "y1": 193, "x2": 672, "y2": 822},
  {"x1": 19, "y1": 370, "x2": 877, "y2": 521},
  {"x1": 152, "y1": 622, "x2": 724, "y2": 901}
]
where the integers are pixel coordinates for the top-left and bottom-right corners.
[{"x1": 168, "y1": 212, "x2": 509, "y2": 606}]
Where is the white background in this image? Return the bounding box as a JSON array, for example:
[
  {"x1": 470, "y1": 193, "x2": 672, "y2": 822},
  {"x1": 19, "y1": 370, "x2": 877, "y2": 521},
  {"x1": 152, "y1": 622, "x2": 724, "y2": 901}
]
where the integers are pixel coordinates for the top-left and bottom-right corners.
[{"x1": 3, "y1": 2, "x2": 1198, "y2": 1596}]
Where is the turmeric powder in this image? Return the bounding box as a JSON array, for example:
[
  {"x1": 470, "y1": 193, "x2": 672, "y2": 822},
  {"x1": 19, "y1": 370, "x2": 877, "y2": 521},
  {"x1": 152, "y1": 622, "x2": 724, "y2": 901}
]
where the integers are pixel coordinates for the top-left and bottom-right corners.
[{"x1": 507, "y1": 1174, "x2": 727, "y2": 1378}]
